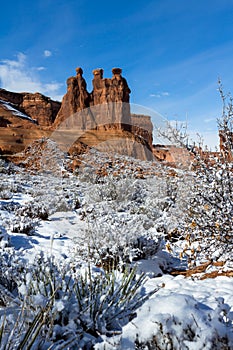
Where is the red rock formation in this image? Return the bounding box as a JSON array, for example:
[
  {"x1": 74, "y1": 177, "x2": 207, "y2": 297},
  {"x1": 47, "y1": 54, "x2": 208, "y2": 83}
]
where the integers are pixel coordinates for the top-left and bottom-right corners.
[
  {"x1": 0, "y1": 67, "x2": 154, "y2": 160},
  {"x1": 152, "y1": 144, "x2": 193, "y2": 168},
  {"x1": 0, "y1": 88, "x2": 61, "y2": 126},
  {"x1": 21, "y1": 93, "x2": 61, "y2": 126},
  {"x1": 55, "y1": 67, "x2": 131, "y2": 131},
  {"x1": 52, "y1": 67, "x2": 154, "y2": 160},
  {"x1": 91, "y1": 68, "x2": 130, "y2": 105},
  {"x1": 0, "y1": 102, "x2": 50, "y2": 155},
  {"x1": 131, "y1": 114, "x2": 153, "y2": 149},
  {"x1": 55, "y1": 67, "x2": 90, "y2": 127}
]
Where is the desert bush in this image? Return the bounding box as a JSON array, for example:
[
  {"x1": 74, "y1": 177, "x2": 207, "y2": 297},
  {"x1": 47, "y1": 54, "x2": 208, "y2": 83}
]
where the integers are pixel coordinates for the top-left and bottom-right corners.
[
  {"x1": 157, "y1": 84, "x2": 233, "y2": 267},
  {"x1": 0, "y1": 253, "x2": 158, "y2": 349},
  {"x1": 180, "y1": 85, "x2": 233, "y2": 266},
  {"x1": 10, "y1": 215, "x2": 36, "y2": 235},
  {"x1": 0, "y1": 190, "x2": 13, "y2": 200},
  {"x1": 75, "y1": 171, "x2": 184, "y2": 270},
  {"x1": 0, "y1": 226, "x2": 10, "y2": 250},
  {"x1": 16, "y1": 202, "x2": 49, "y2": 220}
]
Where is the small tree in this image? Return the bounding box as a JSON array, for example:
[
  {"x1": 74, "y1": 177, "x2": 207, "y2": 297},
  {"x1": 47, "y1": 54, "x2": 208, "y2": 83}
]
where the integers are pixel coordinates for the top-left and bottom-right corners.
[{"x1": 181, "y1": 83, "x2": 233, "y2": 266}]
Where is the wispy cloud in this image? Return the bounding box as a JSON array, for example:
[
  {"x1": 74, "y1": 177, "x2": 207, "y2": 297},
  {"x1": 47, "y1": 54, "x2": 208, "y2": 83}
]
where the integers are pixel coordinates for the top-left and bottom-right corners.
[
  {"x1": 150, "y1": 91, "x2": 170, "y2": 98},
  {"x1": 0, "y1": 53, "x2": 63, "y2": 100},
  {"x1": 36, "y1": 66, "x2": 46, "y2": 71},
  {"x1": 204, "y1": 117, "x2": 216, "y2": 123},
  {"x1": 150, "y1": 94, "x2": 160, "y2": 98},
  {"x1": 43, "y1": 50, "x2": 52, "y2": 58}
]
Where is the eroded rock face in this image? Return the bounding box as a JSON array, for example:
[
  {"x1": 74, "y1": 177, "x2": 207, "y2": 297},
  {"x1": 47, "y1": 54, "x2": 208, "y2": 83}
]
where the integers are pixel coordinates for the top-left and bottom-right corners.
[
  {"x1": 91, "y1": 68, "x2": 131, "y2": 105},
  {"x1": 0, "y1": 89, "x2": 61, "y2": 126},
  {"x1": 0, "y1": 68, "x2": 154, "y2": 160},
  {"x1": 55, "y1": 67, "x2": 132, "y2": 131},
  {"x1": 55, "y1": 67, "x2": 90, "y2": 127},
  {"x1": 0, "y1": 102, "x2": 50, "y2": 155},
  {"x1": 21, "y1": 93, "x2": 61, "y2": 126},
  {"x1": 53, "y1": 67, "x2": 153, "y2": 159},
  {"x1": 0, "y1": 89, "x2": 23, "y2": 105},
  {"x1": 131, "y1": 114, "x2": 153, "y2": 150}
]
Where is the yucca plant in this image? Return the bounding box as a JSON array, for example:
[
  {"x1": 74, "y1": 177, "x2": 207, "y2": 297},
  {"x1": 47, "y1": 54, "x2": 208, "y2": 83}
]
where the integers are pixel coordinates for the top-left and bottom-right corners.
[{"x1": 0, "y1": 253, "x2": 160, "y2": 349}]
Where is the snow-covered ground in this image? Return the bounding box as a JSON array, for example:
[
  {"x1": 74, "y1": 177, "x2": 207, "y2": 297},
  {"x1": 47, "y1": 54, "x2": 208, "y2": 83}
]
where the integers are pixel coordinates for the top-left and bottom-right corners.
[{"x1": 0, "y1": 150, "x2": 233, "y2": 349}]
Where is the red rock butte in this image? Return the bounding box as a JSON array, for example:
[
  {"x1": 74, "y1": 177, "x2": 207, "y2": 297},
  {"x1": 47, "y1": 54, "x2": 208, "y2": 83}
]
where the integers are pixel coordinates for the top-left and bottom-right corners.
[{"x1": 0, "y1": 67, "x2": 154, "y2": 160}]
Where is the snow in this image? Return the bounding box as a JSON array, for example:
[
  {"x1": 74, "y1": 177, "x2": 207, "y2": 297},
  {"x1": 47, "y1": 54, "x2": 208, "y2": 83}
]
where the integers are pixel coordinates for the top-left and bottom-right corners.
[
  {"x1": 0, "y1": 99, "x2": 36, "y2": 123},
  {"x1": 0, "y1": 150, "x2": 233, "y2": 349},
  {"x1": 94, "y1": 273, "x2": 233, "y2": 349}
]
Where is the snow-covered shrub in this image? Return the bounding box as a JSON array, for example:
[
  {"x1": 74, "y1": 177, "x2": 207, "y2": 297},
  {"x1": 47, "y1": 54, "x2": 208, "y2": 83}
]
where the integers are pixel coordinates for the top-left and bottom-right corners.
[
  {"x1": 0, "y1": 157, "x2": 7, "y2": 173},
  {"x1": 0, "y1": 253, "x2": 158, "y2": 349},
  {"x1": 180, "y1": 87, "x2": 233, "y2": 266},
  {"x1": 181, "y1": 156, "x2": 233, "y2": 265},
  {"x1": 16, "y1": 202, "x2": 49, "y2": 220},
  {"x1": 134, "y1": 309, "x2": 233, "y2": 350},
  {"x1": 73, "y1": 202, "x2": 163, "y2": 270},
  {"x1": 0, "y1": 248, "x2": 23, "y2": 306},
  {"x1": 157, "y1": 85, "x2": 233, "y2": 267},
  {"x1": 0, "y1": 157, "x2": 15, "y2": 174},
  {"x1": 0, "y1": 190, "x2": 13, "y2": 200},
  {"x1": 0, "y1": 175, "x2": 21, "y2": 199},
  {"x1": 73, "y1": 170, "x2": 187, "y2": 270},
  {"x1": 0, "y1": 226, "x2": 10, "y2": 249},
  {"x1": 10, "y1": 215, "x2": 36, "y2": 235},
  {"x1": 134, "y1": 298, "x2": 233, "y2": 350}
]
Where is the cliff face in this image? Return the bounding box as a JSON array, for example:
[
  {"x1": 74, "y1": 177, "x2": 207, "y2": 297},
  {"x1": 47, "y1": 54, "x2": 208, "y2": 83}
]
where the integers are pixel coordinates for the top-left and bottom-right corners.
[
  {"x1": 0, "y1": 67, "x2": 154, "y2": 160},
  {"x1": 54, "y1": 67, "x2": 152, "y2": 155},
  {"x1": 0, "y1": 89, "x2": 61, "y2": 126},
  {"x1": 54, "y1": 67, "x2": 90, "y2": 127},
  {"x1": 131, "y1": 114, "x2": 153, "y2": 150},
  {"x1": 55, "y1": 67, "x2": 131, "y2": 131},
  {"x1": 21, "y1": 93, "x2": 61, "y2": 126},
  {"x1": 0, "y1": 101, "x2": 50, "y2": 155}
]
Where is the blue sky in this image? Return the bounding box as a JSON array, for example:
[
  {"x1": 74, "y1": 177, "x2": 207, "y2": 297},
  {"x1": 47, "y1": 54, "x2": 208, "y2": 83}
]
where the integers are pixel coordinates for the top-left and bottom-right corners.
[{"x1": 1, "y1": 0, "x2": 233, "y2": 148}]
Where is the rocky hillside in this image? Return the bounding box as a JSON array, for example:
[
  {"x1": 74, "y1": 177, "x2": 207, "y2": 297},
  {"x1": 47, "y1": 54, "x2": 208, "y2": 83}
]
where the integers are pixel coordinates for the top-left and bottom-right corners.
[
  {"x1": 0, "y1": 99, "x2": 50, "y2": 154},
  {"x1": 0, "y1": 89, "x2": 61, "y2": 126}
]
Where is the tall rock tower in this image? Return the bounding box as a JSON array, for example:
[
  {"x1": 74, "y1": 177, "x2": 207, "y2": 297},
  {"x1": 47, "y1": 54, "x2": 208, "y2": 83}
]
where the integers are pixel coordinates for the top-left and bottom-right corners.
[
  {"x1": 55, "y1": 67, "x2": 90, "y2": 127},
  {"x1": 54, "y1": 67, "x2": 131, "y2": 130},
  {"x1": 53, "y1": 67, "x2": 153, "y2": 160}
]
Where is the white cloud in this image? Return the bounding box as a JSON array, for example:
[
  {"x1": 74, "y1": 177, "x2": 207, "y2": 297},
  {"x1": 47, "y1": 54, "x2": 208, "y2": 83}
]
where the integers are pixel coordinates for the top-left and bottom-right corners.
[
  {"x1": 43, "y1": 50, "x2": 52, "y2": 57},
  {"x1": 150, "y1": 91, "x2": 170, "y2": 98},
  {"x1": 36, "y1": 66, "x2": 46, "y2": 71},
  {"x1": 1, "y1": 52, "x2": 26, "y2": 68},
  {"x1": 45, "y1": 82, "x2": 62, "y2": 92},
  {"x1": 0, "y1": 53, "x2": 63, "y2": 99},
  {"x1": 150, "y1": 93, "x2": 161, "y2": 98}
]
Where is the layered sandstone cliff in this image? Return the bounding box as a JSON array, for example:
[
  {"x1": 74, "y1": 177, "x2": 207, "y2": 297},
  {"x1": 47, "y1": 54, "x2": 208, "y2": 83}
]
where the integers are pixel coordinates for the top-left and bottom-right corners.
[
  {"x1": 54, "y1": 67, "x2": 153, "y2": 158},
  {"x1": 0, "y1": 89, "x2": 61, "y2": 126},
  {"x1": 54, "y1": 67, "x2": 131, "y2": 131},
  {"x1": 0, "y1": 101, "x2": 50, "y2": 154},
  {"x1": 0, "y1": 67, "x2": 154, "y2": 160}
]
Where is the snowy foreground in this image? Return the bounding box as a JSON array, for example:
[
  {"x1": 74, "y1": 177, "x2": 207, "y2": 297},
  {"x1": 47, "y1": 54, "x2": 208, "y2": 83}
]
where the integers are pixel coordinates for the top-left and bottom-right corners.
[{"x1": 0, "y1": 150, "x2": 233, "y2": 349}]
